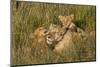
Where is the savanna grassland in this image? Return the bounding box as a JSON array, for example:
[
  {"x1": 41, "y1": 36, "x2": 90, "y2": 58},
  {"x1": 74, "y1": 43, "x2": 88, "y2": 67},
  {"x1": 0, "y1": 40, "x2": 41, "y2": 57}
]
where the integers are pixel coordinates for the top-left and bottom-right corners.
[{"x1": 11, "y1": 0, "x2": 96, "y2": 66}]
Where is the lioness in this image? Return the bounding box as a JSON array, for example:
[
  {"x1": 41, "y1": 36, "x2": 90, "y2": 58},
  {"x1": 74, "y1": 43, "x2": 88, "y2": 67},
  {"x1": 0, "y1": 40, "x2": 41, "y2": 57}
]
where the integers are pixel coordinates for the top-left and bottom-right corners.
[{"x1": 46, "y1": 24, "x2": 66, "y2": 49}]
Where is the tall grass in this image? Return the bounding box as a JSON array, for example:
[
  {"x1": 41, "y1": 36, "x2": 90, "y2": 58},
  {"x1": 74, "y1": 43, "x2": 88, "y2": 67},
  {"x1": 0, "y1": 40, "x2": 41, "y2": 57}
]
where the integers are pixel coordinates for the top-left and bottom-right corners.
[{"x1": 11, "y1": 1, "x2": 96, "y2": 66}]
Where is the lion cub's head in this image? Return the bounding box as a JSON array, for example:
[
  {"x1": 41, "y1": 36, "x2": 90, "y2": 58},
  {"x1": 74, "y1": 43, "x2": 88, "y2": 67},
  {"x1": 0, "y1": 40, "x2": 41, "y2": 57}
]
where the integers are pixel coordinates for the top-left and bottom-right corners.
[
  {"x1": 58, "y1": 14, "x2": 74, "y2": 28},
  {"x1": 58, "y1": 14, "x2": 77, "y2": 32}
]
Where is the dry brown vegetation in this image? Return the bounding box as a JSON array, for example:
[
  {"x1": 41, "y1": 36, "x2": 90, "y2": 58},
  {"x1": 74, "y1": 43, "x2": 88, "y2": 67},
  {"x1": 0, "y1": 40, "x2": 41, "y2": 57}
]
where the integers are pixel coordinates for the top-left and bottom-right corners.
[{"x1": 11, "y1": 0, "x2": 96, "y2": 66}]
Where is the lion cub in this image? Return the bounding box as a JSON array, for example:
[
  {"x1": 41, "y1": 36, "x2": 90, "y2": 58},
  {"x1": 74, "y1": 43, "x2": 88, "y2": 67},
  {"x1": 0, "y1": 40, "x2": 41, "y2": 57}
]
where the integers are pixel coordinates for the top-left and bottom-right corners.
[
  {"x1": 58, "y1": 14, "x2": 77, "y2": 32},
  {"x1": 30, "y1": 27, "x2": 49, "y2": 43}
]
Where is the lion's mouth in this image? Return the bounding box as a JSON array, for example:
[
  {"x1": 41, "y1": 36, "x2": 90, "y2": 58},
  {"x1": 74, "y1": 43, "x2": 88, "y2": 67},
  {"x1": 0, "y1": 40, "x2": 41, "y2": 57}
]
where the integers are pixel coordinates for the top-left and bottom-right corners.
[
  {"x1": 46, "y1": 40, "x2": 53, "y2": 45},
  {"x1": 46, "y1": 36, "x2": 55, "y2": 44}
]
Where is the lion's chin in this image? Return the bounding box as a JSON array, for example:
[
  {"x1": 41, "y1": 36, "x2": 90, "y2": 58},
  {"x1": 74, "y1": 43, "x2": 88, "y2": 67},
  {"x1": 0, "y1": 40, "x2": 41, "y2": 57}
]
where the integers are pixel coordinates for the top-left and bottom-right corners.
[{"x1": 46, "y1": 39, "x2": 53, "y2": 45}]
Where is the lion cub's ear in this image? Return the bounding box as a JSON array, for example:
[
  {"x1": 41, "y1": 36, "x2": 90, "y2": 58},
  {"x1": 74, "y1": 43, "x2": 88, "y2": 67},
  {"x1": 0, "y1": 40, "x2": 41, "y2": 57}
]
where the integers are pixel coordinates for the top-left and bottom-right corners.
[{"x1": 70, "y1": 14, "x2": 74, "y2": 20}]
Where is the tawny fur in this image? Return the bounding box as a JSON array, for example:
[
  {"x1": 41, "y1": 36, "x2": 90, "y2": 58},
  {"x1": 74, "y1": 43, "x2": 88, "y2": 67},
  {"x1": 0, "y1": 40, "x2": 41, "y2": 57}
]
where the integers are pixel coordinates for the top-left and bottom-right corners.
[
  {"x1": 58, "y1": 14, "x2": 74, "y2": 27},
  {"x1": 53, "y1": 30, "x2": 85, "y2": 54},
  {"x1": 58, "y1": 14, "x2": 77, "y2": 32},
  {"x1": 30, "y1": 27, "x2": 49, "y2": 43},
  {"x1": 46, "y1": 24, "x2": 66, "y2": 45}
]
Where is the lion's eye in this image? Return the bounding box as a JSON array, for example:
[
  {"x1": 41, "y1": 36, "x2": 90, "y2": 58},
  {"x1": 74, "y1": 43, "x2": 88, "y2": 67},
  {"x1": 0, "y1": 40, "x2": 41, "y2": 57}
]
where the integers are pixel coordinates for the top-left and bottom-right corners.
[
  {"x1": 60, "y1": 33, "x2": 63, "y2": 36},
  {"x1": 44, "y1": 30, "x2": 48, "y2": 33}
]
